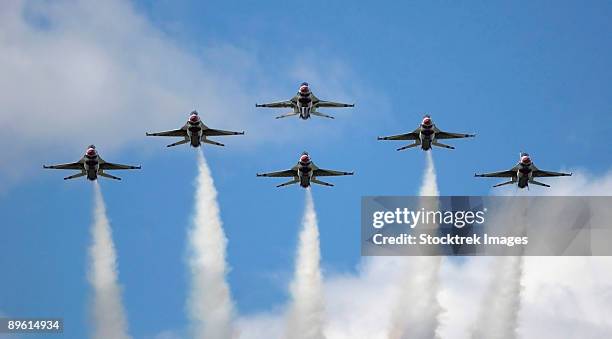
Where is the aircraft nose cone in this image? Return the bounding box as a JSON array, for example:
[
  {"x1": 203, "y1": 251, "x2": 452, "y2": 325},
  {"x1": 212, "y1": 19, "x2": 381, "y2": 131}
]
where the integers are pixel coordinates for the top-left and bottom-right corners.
[
  {"x1": 189, "y1": 115, "x2": 199, "y2": 123},
  {"x1": 86, "y1": 149, "x2": 96, "y2": 156},
  {"x1": 423, "y1": 117, "x2": 431, "y2": 125},
  {"x1": 521, "y1": 156, "x2": 531, "y2": 164},
  {"x1": 300, "y1": 155, "x2": 310, "y2": 163},
  {"x1": 300, "y1": 85, "x2": 309, "y2": 94}
]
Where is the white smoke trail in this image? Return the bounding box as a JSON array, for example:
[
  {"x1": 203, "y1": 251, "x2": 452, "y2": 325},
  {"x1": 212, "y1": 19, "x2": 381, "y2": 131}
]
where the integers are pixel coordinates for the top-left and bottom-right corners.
[
  {"x1": 419, "y1": 151, "x2": 439, "y2": 197},
  {"x1": 89, "y1": 182, "x2": 131, "y2": 339},
  {"x1": 471, "y1": 200, "x2": 525, "y2": 339},
  {"x1": 187, "y1": 150, "x2": 235, "y2": 339},
  {"x1": 471, "y1": 256, "x2": 523, "y2": 339},
  {"x1": 387, "y1": 151, "x2": 442, "y2": 339},
  {"x1": 286, "y1": 189, "x2": 326, "y2": 339}
]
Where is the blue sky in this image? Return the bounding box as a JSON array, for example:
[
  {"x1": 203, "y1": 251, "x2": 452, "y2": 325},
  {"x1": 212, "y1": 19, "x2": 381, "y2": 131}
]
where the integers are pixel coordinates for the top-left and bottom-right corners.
[{"x1": 1, "y1": 1, "x2": 611, "y2": 338}]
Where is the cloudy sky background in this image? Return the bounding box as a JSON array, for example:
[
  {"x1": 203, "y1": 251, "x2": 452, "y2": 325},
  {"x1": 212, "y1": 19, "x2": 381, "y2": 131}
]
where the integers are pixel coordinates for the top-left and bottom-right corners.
[{"x1": 1, "y1": 0, "x2": 611, "y2": 338}]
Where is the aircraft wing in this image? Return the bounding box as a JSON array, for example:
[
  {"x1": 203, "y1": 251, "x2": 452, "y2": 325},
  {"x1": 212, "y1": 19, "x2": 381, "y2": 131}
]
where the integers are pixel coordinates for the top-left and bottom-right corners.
[
  {"x1": 532, "y1": 169, "x2": 572, "y2": 177},
  {"x1": 436, "y1": 130, "x2": 475, "y2": 139},
  {"x1": 146, "y1": 128, "x2": 187, "y2": 137},
  {"x1": 315, "y1": 100, "x2": 354, "y2": 108},
  {"x1": 313, "y1": 168, "x2": 354, "y2": 176},
  {"x1": 256, "y1": 167, "x2": 297, "y2": 177},
  {"x1": 378, "y1": 128, "x2": 420, "y2": 140},
  {"x1": 204, "y1": 128, "x2": 245, "y2": 136},
  {"x1": 99, "y1": 159, "x2": 141, "y2": 170},
  {"x1": 43, "y1": 160, "x2": 84, "y2": 170},
  {"x1": 256, "y1": 100, "x2": 294, "y2": 108},
  {"x1": 474, "y1": 166, "x2": 518, "y2": 178}
]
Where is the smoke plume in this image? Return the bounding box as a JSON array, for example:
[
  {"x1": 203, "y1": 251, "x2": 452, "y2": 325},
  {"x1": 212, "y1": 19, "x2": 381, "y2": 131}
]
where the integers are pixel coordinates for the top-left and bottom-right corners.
[
  {"x1": 187, "y1": 150, "x2": 235, "y2": 339},
  {"x1": 286, "y1": 189, "x2": 326, "y2": 339},
  {"x1": 88, "y1": 182, "x2": 131, "y2": 339},
  {"x1": 471, "y1": 256, "x2": 523, "y2": 339},
  {"x1": 471, "y1": 200, "x2": 526, "y2": 339},
  {"x1": 419, "y1": 151, "x2": 439, "y2": 197},
  {"x1": 387, "y1": 151, "x2": 443, "y2": 339}
]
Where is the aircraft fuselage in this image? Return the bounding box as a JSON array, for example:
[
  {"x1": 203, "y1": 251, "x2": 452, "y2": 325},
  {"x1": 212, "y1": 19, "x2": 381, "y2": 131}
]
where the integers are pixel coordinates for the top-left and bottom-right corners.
[
  {"x1": 84, "y1": 155, "x2": 99, "y2": 180},
  {"x1": 419, "y1": 125, "x2": 435, "y2": 150},
  {"x1": 296, "y1": 94, "x2": 313, "y2": 120},
  {"x1": 298, "y1": 164, "x2": 312, "y2": 187},
  {"x1": 187, "y1": 123, "x2": 203, "y2": 147},
  {"x1": 516, "y1": 164, "x2": 533, "y2": 188}
]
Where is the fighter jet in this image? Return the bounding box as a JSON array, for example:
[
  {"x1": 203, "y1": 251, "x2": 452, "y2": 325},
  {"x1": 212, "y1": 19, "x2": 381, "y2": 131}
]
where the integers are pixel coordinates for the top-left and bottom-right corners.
[
  {"x1": 146, "y1": 110, "x2": 244, "y2": 147},
  {"x1": 43, "y1": 145, "x2": 140, "y2": 181},
  {"x1": 378, "y1": 115, "x2": 475, "y2": 151},
  {"x1": 256, "y1": 82, "x2": 354, "y2": 120},
  {"x1": 257, "y1": 152, "x2": 354, "y2": 188},
  {"x1": 475, "y1": 152, "x2": 572, "y2": 188}
]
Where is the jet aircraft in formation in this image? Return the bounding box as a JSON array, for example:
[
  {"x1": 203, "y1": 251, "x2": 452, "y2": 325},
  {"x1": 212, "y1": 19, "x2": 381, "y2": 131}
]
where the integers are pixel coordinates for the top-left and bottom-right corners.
[
  {"x1": 42, "y1": 83, "x2": 572, "y2": 189},
  {"x1": 256, "y1": 82, "x2": 354, "y2": 120},
  {"x1": 146, "y1": 111, "x2": 244, "y2": 147},
  {"x1": 43, "y1": 145, "x2": 140, "y2": 181},
  {"x1": 257, "y1": 152, "x2": 354, "y2": 188},
  {"x1": 475, "y1": 152, "x2": 572, "y2": 188},
  {"x1": 378, "y1": 115, "x2": 475, "y2": 151}
]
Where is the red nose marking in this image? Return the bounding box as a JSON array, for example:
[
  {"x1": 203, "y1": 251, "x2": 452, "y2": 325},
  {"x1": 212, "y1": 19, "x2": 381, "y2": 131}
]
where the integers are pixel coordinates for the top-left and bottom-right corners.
[
  {"x1": 86, "y1": 149, "x2": 96, "y2": 156},
  {"x1": 422, "y1": 117, "x2": 431, "y2": 125},
  {"x1": 189, "y1": 115, "x2": 199, "y2": 123},
  {"x1": 300, "y1": 85, "x2": 309, "y2": 93},
  {"x1": 300, "y1": 155, "x2": 310, "y2": 163},
  {"x1": 521, "y1": 156, "x2": 531, "y2": 164}
]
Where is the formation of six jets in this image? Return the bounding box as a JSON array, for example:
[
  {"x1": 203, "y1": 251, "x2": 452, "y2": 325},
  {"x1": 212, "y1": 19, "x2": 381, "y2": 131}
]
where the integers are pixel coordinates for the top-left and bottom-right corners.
[{"x1": 43, "y1": 82, "x2": 572, "y2": 188}]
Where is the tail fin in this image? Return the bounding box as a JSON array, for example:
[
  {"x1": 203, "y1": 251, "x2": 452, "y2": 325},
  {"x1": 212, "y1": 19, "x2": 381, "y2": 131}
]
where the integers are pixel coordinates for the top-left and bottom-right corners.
[
  {"x1": 529, "y1": 179, "x2": 550, "y2": 187},
  {"x1": 432, "y1": 141, "x2": 455, "y2": 149},
  {"x1": 99, "y1": 172, "x2": 121, "y2": 180},
  {"x1": 493, "y1": 180, "x2": 515, "y2": 187},
  {"x1": 397, "y1": 143, "x2": 420, "y2": 151},
  {"x1": 311, "y1": 178, "x2": 334, "y2": 187},
  {"x1": 167, "y1": 139, "x2": 189, "y2": 147},
  {"x1": 202, "y1": 138, "x2": 224, "y2": 147},
  {"x1": 64, "y1": 172, "x2": 86, "y2": 180}
]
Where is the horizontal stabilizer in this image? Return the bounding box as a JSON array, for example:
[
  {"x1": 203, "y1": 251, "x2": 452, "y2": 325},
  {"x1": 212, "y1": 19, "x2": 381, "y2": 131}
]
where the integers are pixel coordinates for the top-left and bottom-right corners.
[
  {"x1": 99, "y1": 172, "x2": 121, "y2": 180},
  {"x1": 167, "y1": 139, "x2": 189, "y2": 147},
  {"x1": 493, "y1": 180, "x2": 515, "y2": 187},
  {"x1": 202, "y1": 138, "x2": 224, "y2": 147},
  {"x1": 397, "y1": 143, "x2": 420, "y2": 151},
  {"x1": 529, "y1": 180, "x2": 551, "y2": 187},
  {"x1": 64, "y1": 172, "x2": 86, "y2": 180},
  {"x1": 275, "y1": 112, "x2": 299, "y2": 119},
  {"x1": 311, "y1": 178, "x2": 334, "y2": 187},
  {"x1": 432, "y1": 141, "x2": 455, "y2": 149},
  {"x1": 311, "y1": 111, "x2": 335, "y2": 119},
  {"x1": 276, "y1": 179, "x2": 299, "y2": 188}
]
